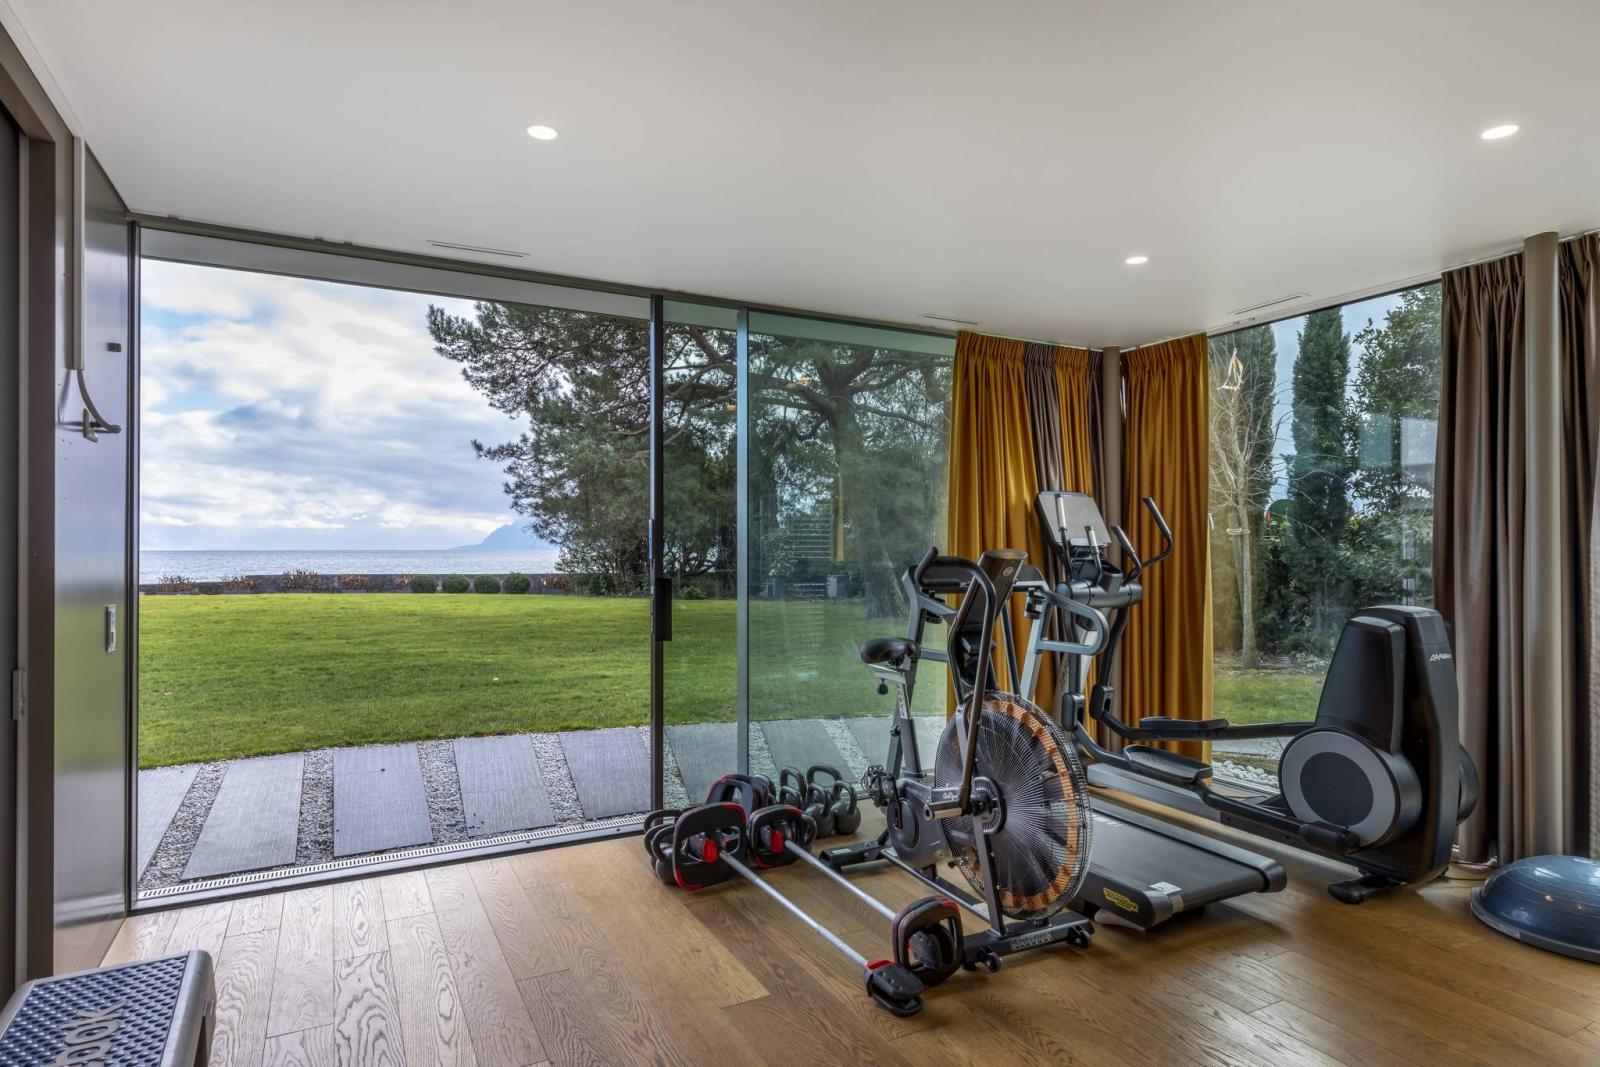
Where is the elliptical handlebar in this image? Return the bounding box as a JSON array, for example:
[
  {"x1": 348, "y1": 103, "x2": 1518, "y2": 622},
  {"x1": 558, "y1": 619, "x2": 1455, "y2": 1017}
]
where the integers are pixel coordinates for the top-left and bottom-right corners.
[
  {"x1": 1107, "y1": 496, "x2": 1175, "y2": 583},
  {"x1": 1141, "y1": 496, "x2": 1174, "y2": 568},
  {"x1": 1111, "y1": 525, "x2": 1141, "y2": 580}
]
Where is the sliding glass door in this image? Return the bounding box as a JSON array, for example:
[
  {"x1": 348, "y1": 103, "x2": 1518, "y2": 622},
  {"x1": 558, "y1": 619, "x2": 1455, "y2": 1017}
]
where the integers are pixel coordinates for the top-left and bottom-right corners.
[
  {"x1": 740, "y1": 313, "x2": 955, "y2": 787},
  {"x1": 651, "y1": 301, "x2": 740, "y2": 807}
]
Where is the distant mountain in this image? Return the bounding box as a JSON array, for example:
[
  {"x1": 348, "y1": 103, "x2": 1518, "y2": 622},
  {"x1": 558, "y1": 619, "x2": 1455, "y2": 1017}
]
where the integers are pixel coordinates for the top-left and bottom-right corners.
[{"x1": 460, "y1": 523, "x2": 552, "y2": 550}]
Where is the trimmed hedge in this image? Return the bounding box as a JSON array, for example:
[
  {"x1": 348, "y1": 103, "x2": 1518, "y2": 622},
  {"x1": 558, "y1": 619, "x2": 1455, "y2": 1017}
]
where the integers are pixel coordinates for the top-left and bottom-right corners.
[
  {"x1": 472, "y1": 575, "x2": 502, "y2": 594},
  {"x1": 503, "y1": 572, "x2": 532, "y2": 594},
  {"x1": 441, "y1": 574, "x2": 471, "y2": 594},
  {"x1": 409, "y1": 575, "x2": 438, "y2": 594}
]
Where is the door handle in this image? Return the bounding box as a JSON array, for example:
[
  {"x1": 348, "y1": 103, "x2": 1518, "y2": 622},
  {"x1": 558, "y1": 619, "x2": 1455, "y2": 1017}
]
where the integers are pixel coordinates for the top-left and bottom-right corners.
[{"x1": 654, "y1": 577, "x2": 673, "y2": 641}]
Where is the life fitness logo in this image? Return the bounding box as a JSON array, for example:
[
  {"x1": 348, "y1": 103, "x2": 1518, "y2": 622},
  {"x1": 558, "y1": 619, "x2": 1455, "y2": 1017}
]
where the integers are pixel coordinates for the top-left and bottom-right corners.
[{"x1": 50, "y1": 1000, "x2": 125, "y2": 1065}]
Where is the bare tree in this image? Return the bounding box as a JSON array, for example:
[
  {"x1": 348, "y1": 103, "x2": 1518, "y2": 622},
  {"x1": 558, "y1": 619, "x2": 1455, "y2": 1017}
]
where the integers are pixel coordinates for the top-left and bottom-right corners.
[{"x1": 1209, "y1": 351, "x2": 1287, "y2": 669}]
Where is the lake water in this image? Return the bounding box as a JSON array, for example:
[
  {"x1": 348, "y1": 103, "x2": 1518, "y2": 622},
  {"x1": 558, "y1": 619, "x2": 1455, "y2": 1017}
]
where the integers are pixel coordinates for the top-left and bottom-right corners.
[{"x1": 140, "y1": 548, "x2": 563, "y2": 584}]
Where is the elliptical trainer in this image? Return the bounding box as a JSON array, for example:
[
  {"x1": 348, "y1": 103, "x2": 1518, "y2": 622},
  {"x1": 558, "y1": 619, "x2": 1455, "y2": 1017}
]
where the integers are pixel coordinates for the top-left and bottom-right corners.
[{"x1": 1024, "y1": 489, "x2": 1478, "y2": 903}]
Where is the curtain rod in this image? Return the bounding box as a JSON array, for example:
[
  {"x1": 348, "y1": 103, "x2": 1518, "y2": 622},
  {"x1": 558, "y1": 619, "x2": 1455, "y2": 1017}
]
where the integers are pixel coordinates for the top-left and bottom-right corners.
[
  {"x1": 1129, "y1": 225, "x2": 1600, "y2": 351},
  {"x1": 957, "y1": 328, "x2": 1097, "y2": 352}
]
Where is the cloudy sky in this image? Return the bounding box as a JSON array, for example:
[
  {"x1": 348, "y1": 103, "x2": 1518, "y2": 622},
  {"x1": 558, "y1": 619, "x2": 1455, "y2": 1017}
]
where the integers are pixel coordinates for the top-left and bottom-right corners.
[{"x1": 140, "y1": 260, "x2": 528, "y2": 550}]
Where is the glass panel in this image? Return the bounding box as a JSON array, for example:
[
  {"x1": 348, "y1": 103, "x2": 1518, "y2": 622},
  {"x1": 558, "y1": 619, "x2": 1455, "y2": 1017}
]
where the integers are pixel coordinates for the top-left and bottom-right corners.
[
  {"x1": 659, "y1": 301, "x2": 740, "y2": 807},
  {"x1": 1207, "y1": 284, "x2": 1441, "y2": 784},
  {"x1": 744, "y1": 311, "x2": 955, "y2": 789},
  {"x1": 136, "y1": 255, "x2": 650, "y2": 896}
]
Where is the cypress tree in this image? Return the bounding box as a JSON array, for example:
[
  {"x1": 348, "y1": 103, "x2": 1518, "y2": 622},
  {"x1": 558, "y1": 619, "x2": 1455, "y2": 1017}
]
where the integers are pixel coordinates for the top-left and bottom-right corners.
[{"x1": 1278, "y1": 307, "x2": 1354, "y2": 647}]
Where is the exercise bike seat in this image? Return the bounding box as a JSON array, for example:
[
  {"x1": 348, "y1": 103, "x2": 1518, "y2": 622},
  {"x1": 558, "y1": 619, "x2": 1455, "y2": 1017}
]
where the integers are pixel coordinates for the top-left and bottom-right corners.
[
  {"x1": 1123, "y1": 745, "x2": 1212, "y2": 786},
  {"x1": 1138, "y1": 715, "x2": 1231, "y2": 737},
  {"x1": 860, "y1": 637, "x2": 919, "y2": 666}
]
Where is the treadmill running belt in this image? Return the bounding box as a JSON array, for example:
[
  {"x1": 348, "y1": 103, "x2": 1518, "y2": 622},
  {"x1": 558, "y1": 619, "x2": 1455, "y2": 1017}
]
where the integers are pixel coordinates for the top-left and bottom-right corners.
[{"x1": 1073, "y1": 800, "x2": 1285, "y2": 927}]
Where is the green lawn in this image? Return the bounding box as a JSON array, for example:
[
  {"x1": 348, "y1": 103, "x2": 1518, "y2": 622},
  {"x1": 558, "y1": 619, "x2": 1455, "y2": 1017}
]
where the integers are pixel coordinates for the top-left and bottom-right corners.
[
  {"x1": 137, "y1": 594, "x2": 921, "y2": 768},
  {"x1": 138, "y1": 592, "x2": 1321, "y2": 767},
  {"x1": 1214, "y1": 667, "x2": 1323, "y2": 724}
]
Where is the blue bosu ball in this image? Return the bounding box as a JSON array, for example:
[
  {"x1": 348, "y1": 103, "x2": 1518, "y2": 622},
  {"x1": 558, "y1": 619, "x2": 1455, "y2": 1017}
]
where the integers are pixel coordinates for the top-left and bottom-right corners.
[{"x1": 1470, "y1": 855, "x2": 1600, "y2": 963}]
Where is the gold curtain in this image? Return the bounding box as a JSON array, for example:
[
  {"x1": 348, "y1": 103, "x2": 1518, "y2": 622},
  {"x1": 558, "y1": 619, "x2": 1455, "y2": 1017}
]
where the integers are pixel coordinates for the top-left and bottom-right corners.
[
  {"x1": 946, "y1": 331, "x2": 1096, "y2": 711},
  {"x1": 1121, "y1": 333, "x2": 1215, "y2": 761},
  {"x1": 1055, "y1": 348, "x2": 1099, "y2": 498}
]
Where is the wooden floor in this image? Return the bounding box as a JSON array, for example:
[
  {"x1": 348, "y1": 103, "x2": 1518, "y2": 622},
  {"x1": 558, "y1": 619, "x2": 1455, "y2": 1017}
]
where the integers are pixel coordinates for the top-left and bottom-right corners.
[{"x1": 106, "y1": 805, "x2": 1600, "y2": 1067}]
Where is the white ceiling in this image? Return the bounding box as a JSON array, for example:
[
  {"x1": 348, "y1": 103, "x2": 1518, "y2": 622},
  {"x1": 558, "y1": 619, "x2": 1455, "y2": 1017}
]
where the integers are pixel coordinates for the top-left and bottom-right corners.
[{"x1": 8, "y1": 0, "x2": 1599, "y2": 346}]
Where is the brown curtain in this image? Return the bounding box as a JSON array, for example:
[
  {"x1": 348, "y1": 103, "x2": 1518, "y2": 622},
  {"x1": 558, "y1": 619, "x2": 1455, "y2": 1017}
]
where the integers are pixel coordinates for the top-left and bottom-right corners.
[
  {"x1": 1437, "y1": 254, "x2": 1525, "y2": 864},
  {"x1": 1565, "y1": 236, "x2": 1600, "y2": 855},
  {"x1": 1437, "y1": 235, "x2": 1598, "y2": 864},
  {"x1": 947, "y1": 332, "x2": 1099, "y2": 709},
  {"x1": 1120, "y1": 333, "x2": 1214, "y2": 762},
  {"x1": 1022, "y1": 342, "x2": 1100, "y2": 711}
]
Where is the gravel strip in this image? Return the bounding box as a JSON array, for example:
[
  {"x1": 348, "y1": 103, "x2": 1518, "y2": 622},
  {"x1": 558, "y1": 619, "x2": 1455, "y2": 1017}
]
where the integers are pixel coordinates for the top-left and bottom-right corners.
[
  {"x1": 821, "y1": 718, "x2": 870, "y2": 778},
  {"x1": 530, "y1": 732, "x2": 585, "y2": 825},
  {"x1": 1213, "y1": 757, "x2": 1277, "y2": 787},
  {"x1": 138, "y1": 761, "x2": 222, "y2": 892},
  {"x1": 746, "y1": 721, "x2": 778, "y2": 783},
  {"x1": 419, "y1": 739, "x2": 470, "y2": 845},
  {"x1": 647, "y1": 725, "x2": 693, "y2": 810},
  {"x1": 293, "y1": 749, "x2": 334, "y2": 868}
]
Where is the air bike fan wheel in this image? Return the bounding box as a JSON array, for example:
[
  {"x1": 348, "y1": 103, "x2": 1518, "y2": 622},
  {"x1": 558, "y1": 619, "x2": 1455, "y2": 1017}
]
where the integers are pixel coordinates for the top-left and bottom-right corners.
[{"x1": 933, "y1": 693, "x2": 1094, "y2": 921}]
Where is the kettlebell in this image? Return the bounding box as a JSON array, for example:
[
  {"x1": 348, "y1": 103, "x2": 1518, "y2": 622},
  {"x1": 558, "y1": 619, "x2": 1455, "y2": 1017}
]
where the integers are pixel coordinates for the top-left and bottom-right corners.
[
  {"x1": 830, "y1": 781, "x2": 862, "y2": 835},
  {"x1": 805, "y1": 765, "x2": 860, "y2": 838},
  {"x1": 803, "y1": 777, "x2": 837, "y2": 838},
  {"x1": 777, "y1": 767, "x2": 808, "y2": 808}
]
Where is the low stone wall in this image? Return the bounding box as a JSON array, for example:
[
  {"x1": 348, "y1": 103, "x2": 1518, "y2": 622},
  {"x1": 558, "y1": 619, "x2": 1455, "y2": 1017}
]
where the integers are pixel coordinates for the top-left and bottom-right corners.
[{"x1": 139, "y1": 572, "x2": 570, "y2": 595}]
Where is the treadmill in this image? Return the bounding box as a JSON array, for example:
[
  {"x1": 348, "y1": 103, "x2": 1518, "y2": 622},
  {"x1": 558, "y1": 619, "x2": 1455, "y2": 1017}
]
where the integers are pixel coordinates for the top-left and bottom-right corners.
[{"x1": 826, "y1": 553, "x2": 1283, "y2": 930}]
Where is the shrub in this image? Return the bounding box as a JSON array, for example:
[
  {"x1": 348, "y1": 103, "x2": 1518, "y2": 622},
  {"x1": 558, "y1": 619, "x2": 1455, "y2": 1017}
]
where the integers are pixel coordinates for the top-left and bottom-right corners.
[
  {"x1": 678, "y1": 584, "x2": 707, "y2": 601},
  {"x1": 220, "y1": 575, "x2": 255, "y2": 593},
  {"x1": 408, "y1": 575, "x2": 438, "y2": 594},
  {"x1": 583, "y1": 573, "x2": 613, "y2": 597},
  {"x1": 547, "y1": 575, "x2": 566, "y2": 592},
  {"x1": 279, "y1": 569, "x2": 323, "y2": 591},
  {"x1": 503, "y1": 572, "x2": 532, "y2": 594},
  {"x1": 154, "y1": 574, "x2": 196, "y2": 594},
  {"x1": 338, "y1": 575, "x2": 370, "y2": 591},
  {"x1": 441, "y1": 574, "x2": 470, "y2": 594},
  {"x1": 472, "y1": 575, "x2": 502, "y2": 594}
]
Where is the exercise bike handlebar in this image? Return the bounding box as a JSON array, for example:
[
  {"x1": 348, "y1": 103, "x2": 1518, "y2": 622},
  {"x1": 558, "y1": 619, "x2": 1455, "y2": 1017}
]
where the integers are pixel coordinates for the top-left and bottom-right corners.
[{"x1": 911, "y1": 547, "x2": 996, "y2": 598}]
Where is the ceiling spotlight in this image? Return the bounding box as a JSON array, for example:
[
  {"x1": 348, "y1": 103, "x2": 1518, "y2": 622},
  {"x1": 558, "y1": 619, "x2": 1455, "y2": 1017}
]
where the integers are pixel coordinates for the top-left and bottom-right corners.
[
  {"x1": 526, "y1": 124, "x2": 559, "y2": 141},
  {"x1": 1480, "y1": 124, "x2": 1520, "y2": 141},
  {"x1": 1125, "y1": 255, "x2": 1149, "y2": 266}
]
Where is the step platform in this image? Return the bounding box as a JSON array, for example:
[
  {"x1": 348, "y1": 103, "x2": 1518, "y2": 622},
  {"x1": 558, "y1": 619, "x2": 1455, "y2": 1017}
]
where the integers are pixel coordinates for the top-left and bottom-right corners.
[{"x1": 0, "y1": 950, "x2": 214, "y2": 1066}]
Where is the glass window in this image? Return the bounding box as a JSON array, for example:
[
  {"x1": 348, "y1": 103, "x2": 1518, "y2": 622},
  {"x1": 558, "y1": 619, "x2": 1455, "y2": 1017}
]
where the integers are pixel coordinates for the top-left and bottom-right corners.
[
  {"x1": 1207, "y1": 284, "x2": 1441, "y2": 784},
  {"x1": 744, "y1": 313, "x2": 955, "y2": 783},
  {"x1": 136, "y1": 250, "x2": 653, "y2": 897}
]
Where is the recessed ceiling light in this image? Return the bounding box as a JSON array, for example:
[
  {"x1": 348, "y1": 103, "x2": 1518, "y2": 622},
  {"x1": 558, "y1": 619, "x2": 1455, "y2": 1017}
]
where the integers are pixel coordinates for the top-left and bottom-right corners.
[
  {"x1": 1480, "y1": 123, "x2": 1520, "y2": 141},
  {"x1": 526, "y1": 124, "x2": 559, "y2": 141},
  {"x1": 1125, "y1": 255, "x2": 1149, "y2": 266}
]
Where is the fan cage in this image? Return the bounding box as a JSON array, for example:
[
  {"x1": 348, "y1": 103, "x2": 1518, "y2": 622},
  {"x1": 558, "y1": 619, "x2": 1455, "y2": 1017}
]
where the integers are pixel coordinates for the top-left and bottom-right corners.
[{"x1": 934, "y1": 691, "x2": 1094, "y2": 920}]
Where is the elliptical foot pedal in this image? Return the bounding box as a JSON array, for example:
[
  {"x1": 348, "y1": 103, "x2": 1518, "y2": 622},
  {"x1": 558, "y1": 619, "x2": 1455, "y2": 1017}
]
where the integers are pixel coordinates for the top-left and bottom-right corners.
[
  {"x1": 863, "y1": 961, "x2": 924, "y2": 1017},
  {"x1": 1123, "y1": 745, "x2": 1211, "y2": 786}
]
